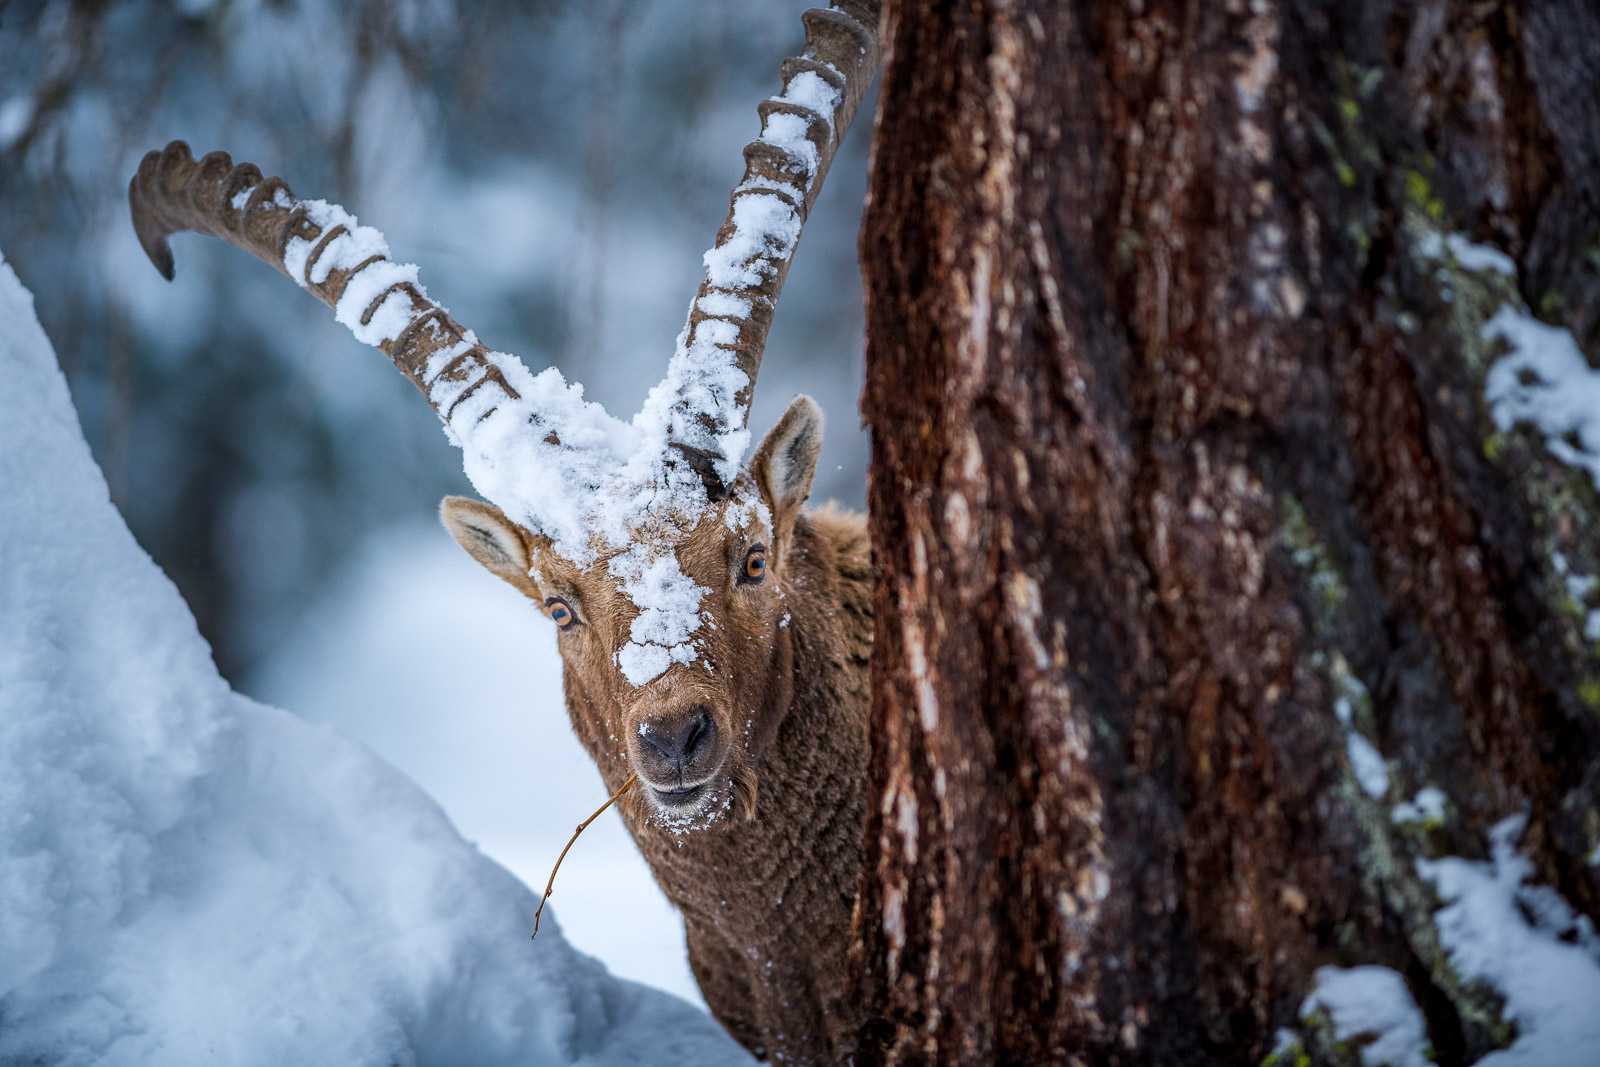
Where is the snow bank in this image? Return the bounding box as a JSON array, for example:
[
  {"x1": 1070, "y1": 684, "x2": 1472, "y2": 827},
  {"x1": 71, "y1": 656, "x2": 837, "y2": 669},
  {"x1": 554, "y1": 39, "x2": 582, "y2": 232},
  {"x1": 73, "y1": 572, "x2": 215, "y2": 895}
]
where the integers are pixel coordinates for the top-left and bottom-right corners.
[{"x1": 0, "y1": 250, "x2": 750, "y2": 1065}]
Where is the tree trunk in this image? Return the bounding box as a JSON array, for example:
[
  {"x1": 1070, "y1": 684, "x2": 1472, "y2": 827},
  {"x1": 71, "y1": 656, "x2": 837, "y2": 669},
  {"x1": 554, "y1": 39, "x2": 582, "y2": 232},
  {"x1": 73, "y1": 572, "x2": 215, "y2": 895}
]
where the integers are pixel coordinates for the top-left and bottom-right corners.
[{"x1": 852, "y1": 1, "x2": 1600, "y2": 1063}]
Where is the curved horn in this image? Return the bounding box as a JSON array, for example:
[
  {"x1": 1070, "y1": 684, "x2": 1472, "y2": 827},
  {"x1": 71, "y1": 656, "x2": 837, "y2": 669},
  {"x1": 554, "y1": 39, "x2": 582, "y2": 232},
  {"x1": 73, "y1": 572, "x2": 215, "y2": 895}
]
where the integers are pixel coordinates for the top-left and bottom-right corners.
[
  {"x1": 129, "y1": 140, "x2": 520, "y2": 423},
  {"x1": 658, "y1": 0, "x2": 882, "y2": 491}
]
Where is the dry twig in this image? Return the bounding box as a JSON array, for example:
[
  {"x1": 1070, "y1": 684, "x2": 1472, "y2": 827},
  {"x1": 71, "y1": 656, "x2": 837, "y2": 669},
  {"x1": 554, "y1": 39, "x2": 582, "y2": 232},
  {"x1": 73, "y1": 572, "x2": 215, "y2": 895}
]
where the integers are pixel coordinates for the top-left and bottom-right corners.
[{"x1": 531, "y1": 773, "x2": 637, "y2": 942}]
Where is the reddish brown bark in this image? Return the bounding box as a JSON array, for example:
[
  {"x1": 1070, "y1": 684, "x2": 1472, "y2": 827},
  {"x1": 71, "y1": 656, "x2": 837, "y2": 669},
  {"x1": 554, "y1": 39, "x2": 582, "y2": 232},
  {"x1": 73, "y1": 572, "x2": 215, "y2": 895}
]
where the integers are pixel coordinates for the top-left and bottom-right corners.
[{"x1": 852, "y1": 1, "x2": 1600, "y2": 1063}]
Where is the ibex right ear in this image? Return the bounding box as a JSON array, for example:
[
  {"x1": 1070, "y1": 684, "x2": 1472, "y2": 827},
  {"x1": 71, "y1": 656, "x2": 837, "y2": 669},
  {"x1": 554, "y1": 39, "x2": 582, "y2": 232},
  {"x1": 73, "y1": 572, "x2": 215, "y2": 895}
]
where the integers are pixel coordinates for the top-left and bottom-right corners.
[
  {"x1": 752, "y1": 395, "x2": 824, "y2": 550},
  {"x1": 440, "y1": 496, "x2": 535, "y2": 588}
]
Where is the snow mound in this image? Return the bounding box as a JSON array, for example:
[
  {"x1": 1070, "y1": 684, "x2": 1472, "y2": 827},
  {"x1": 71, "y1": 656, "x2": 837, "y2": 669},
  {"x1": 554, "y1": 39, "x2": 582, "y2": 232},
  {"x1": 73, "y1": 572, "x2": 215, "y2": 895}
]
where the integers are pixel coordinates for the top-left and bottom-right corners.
[{"x1": 0, "y1": 250, "x2": 751, "y2": 1065}]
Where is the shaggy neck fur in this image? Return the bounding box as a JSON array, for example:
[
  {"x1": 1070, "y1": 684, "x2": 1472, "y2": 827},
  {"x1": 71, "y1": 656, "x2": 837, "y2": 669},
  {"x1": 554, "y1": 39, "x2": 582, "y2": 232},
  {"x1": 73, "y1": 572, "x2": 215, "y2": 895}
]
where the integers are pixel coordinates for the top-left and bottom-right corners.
[{"x1": 565, "y1": 507, "x2": 871, "y2": 1065}]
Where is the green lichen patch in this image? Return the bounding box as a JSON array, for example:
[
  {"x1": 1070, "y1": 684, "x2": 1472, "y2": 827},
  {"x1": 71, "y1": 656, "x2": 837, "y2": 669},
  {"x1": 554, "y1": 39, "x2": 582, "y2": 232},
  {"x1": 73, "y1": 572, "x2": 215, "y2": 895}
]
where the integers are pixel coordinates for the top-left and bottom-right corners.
[
  {"x1": 1405, "y1": 206, "x2": 1600, "y2": 721},
  {"x1": 1262, "y1": 1029, "x2": 1313, "y2": 1067},
  {"x1": 1290, "y1": 1003, "x2": 1369, "y2": 1067},
  {"x1": 1279, "y1": 494, "x2": 1350, "y2": 630}
]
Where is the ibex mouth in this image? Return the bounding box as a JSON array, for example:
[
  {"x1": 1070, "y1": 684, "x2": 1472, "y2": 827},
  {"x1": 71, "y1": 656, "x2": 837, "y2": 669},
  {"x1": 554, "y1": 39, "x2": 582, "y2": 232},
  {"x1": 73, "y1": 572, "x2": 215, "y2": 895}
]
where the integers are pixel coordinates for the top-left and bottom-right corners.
[{"x1": 649, "y1": 782, "x2": 711, "y2": 810}]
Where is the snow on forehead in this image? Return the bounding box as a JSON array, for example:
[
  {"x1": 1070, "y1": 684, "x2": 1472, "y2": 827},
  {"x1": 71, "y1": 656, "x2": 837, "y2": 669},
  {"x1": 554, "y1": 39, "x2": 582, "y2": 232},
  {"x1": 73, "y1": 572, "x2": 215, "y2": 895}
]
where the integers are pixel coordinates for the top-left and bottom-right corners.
[
  {"x1": 447, "y1": 364, "x2": 772, "y2": 688},
  {"x1": 724, "y1": 490, "x2": 771, "y2": 534},
  {"x1": 254, "y1": 187, "x2": 746, "y2": 571}
]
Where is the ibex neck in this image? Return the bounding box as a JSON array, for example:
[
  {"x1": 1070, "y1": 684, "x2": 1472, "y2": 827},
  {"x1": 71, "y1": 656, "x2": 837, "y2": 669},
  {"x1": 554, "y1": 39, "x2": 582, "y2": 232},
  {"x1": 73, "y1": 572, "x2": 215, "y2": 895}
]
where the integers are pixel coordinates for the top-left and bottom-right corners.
[{"x1": 617, "y1": 506, "x2": 871, "y2": 1063}]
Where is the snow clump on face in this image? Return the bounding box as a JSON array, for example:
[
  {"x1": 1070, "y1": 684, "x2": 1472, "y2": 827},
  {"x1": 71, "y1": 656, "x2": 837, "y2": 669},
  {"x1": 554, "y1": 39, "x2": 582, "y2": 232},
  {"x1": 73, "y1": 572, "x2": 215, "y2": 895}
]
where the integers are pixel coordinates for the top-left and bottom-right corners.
[{"x1": 611, "y1": 543, "x2": 711, "y2": 688}]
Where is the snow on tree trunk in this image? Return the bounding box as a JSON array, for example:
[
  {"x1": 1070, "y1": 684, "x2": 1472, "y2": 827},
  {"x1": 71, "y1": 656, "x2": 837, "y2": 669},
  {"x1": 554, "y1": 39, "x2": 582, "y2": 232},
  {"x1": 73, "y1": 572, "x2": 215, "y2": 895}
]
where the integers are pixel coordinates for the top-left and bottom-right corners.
[{"x1": 851, "y1": 2, "x2": 1600, "y2": 1063}]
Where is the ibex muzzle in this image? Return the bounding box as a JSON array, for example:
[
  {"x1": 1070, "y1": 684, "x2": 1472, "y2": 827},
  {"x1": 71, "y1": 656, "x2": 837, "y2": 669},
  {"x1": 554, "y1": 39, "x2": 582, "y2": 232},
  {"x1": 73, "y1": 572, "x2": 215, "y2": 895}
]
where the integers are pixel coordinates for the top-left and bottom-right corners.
[{"x1": 130, "y1": 1, "x2": 880, "y2": 1060}]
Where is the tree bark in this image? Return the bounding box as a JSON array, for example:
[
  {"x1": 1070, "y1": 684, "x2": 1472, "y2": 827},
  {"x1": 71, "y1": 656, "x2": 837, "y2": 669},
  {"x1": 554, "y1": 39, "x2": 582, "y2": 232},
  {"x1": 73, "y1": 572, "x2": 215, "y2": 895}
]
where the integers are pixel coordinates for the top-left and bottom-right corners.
[{"x1": 852, "y1": 1, "x2": 1600, "y2": 1064}]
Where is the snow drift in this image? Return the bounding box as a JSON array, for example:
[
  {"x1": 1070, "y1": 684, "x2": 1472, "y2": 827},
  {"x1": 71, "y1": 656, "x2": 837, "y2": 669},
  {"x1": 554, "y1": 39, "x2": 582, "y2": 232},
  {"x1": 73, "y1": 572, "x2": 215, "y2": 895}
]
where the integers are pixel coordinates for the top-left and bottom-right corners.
[{"x1": 0, "y1": 249, "x2": 751, "y2": 1065}]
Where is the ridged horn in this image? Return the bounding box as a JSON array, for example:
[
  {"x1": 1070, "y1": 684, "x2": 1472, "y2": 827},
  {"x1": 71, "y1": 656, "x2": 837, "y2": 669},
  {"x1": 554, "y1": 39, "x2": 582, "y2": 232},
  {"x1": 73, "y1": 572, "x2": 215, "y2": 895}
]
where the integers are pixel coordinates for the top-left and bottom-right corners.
[
  {"x1": 661, "y1": 0, "x2": 882, "y2": 490},
  {"x1": 128, "y1": 140, "x2": 520, "y2": 424}
]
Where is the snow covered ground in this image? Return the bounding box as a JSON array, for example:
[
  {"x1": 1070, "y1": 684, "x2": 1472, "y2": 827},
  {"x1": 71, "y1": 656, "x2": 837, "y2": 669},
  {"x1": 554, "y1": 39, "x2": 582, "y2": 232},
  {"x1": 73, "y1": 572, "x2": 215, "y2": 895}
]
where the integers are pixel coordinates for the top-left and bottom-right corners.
[{"x1": 0, "y1": 251, "x2": 751, "y2": 1063}]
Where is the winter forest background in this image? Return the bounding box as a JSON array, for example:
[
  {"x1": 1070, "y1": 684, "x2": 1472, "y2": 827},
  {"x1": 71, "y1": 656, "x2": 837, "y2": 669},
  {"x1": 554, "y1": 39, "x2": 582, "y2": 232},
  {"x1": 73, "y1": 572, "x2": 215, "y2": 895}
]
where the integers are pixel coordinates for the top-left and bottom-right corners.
[
  {"x1": 15, "y1": 0, "x2": 1600, "y2": 1064},
  {"x1": 1, "y1": 0, "x2": 870, "y2": 1012}
]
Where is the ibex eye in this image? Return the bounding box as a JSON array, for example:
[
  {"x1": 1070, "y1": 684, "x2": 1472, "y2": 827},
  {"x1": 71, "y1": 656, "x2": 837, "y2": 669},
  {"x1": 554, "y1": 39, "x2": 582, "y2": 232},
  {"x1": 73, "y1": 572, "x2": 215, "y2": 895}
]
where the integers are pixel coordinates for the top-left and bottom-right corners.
[
  {"x1": 546, "y1": 597, "x2": 577, "y2": 629},
  {"x1": 742, "y1": 546, "x2": 767, "y2": 584}
]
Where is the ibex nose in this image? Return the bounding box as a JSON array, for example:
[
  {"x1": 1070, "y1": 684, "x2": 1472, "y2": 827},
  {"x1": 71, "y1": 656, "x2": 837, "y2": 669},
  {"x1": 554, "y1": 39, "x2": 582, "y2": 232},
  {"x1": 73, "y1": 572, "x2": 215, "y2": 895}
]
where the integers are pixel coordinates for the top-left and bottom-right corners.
[{"x1": 638, "y1": 706, "x2": 718, "y2": 783}]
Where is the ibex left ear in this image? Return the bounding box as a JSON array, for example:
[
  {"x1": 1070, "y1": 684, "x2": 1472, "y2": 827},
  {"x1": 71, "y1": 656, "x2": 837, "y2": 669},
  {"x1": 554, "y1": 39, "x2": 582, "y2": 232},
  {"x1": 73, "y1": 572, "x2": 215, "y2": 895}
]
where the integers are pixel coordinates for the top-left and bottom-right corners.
[
  {"x1": 752, "y1": 395, "x2": 823, "y2": 550},
  {"x1": 440, "y1": 496, "x2": 541, "y2": 593}
]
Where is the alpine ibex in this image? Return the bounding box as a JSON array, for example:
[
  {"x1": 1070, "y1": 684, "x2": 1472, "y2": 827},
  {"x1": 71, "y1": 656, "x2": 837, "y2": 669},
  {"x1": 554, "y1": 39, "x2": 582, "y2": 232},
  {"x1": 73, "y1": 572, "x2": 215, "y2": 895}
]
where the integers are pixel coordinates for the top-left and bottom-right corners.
[{"x1": 129, "y1": 3, "x2": 881, "y2": 1062}]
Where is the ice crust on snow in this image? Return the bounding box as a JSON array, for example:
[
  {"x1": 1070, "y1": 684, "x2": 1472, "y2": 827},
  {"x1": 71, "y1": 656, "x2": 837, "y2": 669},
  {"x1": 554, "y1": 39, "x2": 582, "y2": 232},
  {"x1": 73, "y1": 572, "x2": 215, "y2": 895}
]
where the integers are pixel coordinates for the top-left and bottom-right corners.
[{"x1": 0, "y1": 250, "x2": 752, "y2": 1066}]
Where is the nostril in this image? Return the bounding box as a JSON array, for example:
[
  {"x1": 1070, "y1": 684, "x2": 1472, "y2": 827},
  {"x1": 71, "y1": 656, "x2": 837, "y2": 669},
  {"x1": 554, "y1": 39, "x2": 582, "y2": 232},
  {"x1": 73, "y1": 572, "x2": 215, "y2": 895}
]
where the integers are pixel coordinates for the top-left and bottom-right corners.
[
  {"x1": 639, "y1": 726, "x2": 674, "y2": 762},
  {"x1": 682, "y1": 710, "x2": 713, "y2": 761},
  {"x1": 640, "y1": 708, "x2": 716, "y2": 771}
]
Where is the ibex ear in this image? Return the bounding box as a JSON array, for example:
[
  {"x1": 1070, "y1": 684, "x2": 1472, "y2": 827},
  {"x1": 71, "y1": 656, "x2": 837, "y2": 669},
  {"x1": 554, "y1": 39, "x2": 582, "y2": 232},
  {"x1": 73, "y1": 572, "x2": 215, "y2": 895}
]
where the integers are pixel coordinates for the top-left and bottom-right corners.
[
  {"x1": 440, "y1": 496, "x2": 535, "y2": 589},
  {"x1": 752, "y1": 395, "x2": 823, "y2": 548}
]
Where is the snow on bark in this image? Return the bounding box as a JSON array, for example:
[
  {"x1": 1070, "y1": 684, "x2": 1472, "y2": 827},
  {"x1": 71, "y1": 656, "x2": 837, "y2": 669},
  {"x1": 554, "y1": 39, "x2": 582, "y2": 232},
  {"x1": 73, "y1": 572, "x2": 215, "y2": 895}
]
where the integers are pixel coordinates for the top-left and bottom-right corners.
[
  {"x1": 853, "y1": 1, "x2": 1600, "y2": 1062},
  {"x1": 1419, "y1": 815, "x2": 1600, "y2": 1067},
  {"x1": 1302, "y1": 966, "x2": 1432, "y2": 1067},
  {"x1": 1485, "y1": 307, "x2": 1600, "y2": 489}
]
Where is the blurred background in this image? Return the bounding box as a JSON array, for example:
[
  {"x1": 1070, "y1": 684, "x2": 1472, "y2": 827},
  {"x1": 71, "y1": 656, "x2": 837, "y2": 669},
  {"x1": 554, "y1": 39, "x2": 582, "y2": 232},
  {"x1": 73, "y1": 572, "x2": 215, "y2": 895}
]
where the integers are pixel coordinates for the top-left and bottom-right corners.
[{"x1": 0, "y1": 0, "x2": 872, "y2": 1006}]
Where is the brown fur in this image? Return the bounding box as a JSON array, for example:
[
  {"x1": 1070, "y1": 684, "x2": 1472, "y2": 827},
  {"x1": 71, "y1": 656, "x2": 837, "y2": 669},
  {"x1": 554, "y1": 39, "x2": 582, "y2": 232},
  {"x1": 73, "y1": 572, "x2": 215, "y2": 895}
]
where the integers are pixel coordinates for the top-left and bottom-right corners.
[{"x1": 442, "y1": 406, "x2": 872, "y2": 1064}]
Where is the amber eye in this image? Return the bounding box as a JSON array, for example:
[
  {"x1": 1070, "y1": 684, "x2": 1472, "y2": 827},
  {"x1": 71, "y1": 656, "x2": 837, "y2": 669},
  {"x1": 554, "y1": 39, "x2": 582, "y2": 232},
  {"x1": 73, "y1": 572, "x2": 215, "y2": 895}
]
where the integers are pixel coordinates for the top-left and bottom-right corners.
[
  {"x1": 546, "y1": 597, "x2": 577, "y2": 629},
  {"x1": 742, "y1": 546, "x2": 767, "y2": 584}
]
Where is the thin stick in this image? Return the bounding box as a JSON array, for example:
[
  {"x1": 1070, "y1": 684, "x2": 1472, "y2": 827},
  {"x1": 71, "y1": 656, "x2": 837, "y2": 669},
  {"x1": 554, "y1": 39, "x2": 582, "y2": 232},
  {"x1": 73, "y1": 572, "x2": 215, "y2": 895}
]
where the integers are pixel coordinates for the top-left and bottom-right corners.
[{"x1": 531, "y1": 773, "x2": 637, "y2": 942}]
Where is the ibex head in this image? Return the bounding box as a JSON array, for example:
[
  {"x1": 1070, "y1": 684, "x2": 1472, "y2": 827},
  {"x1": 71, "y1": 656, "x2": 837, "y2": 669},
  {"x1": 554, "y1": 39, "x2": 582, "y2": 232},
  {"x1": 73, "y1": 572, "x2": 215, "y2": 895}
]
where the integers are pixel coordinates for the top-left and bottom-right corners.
[
  {"x1": 130, "y1": 2, "x2": 880, "y2": 832},
  {"x1": 440, "y1": 395, "x2": 821, "y2": 826}
]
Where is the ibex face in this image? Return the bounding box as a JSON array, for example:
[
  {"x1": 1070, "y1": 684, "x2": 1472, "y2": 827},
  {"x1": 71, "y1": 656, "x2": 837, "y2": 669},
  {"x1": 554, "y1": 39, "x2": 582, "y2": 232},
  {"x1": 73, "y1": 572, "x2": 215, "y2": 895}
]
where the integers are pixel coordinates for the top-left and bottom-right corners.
[{"x1": 439, "y1": 397, "x2": 823, "y2": 829}]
